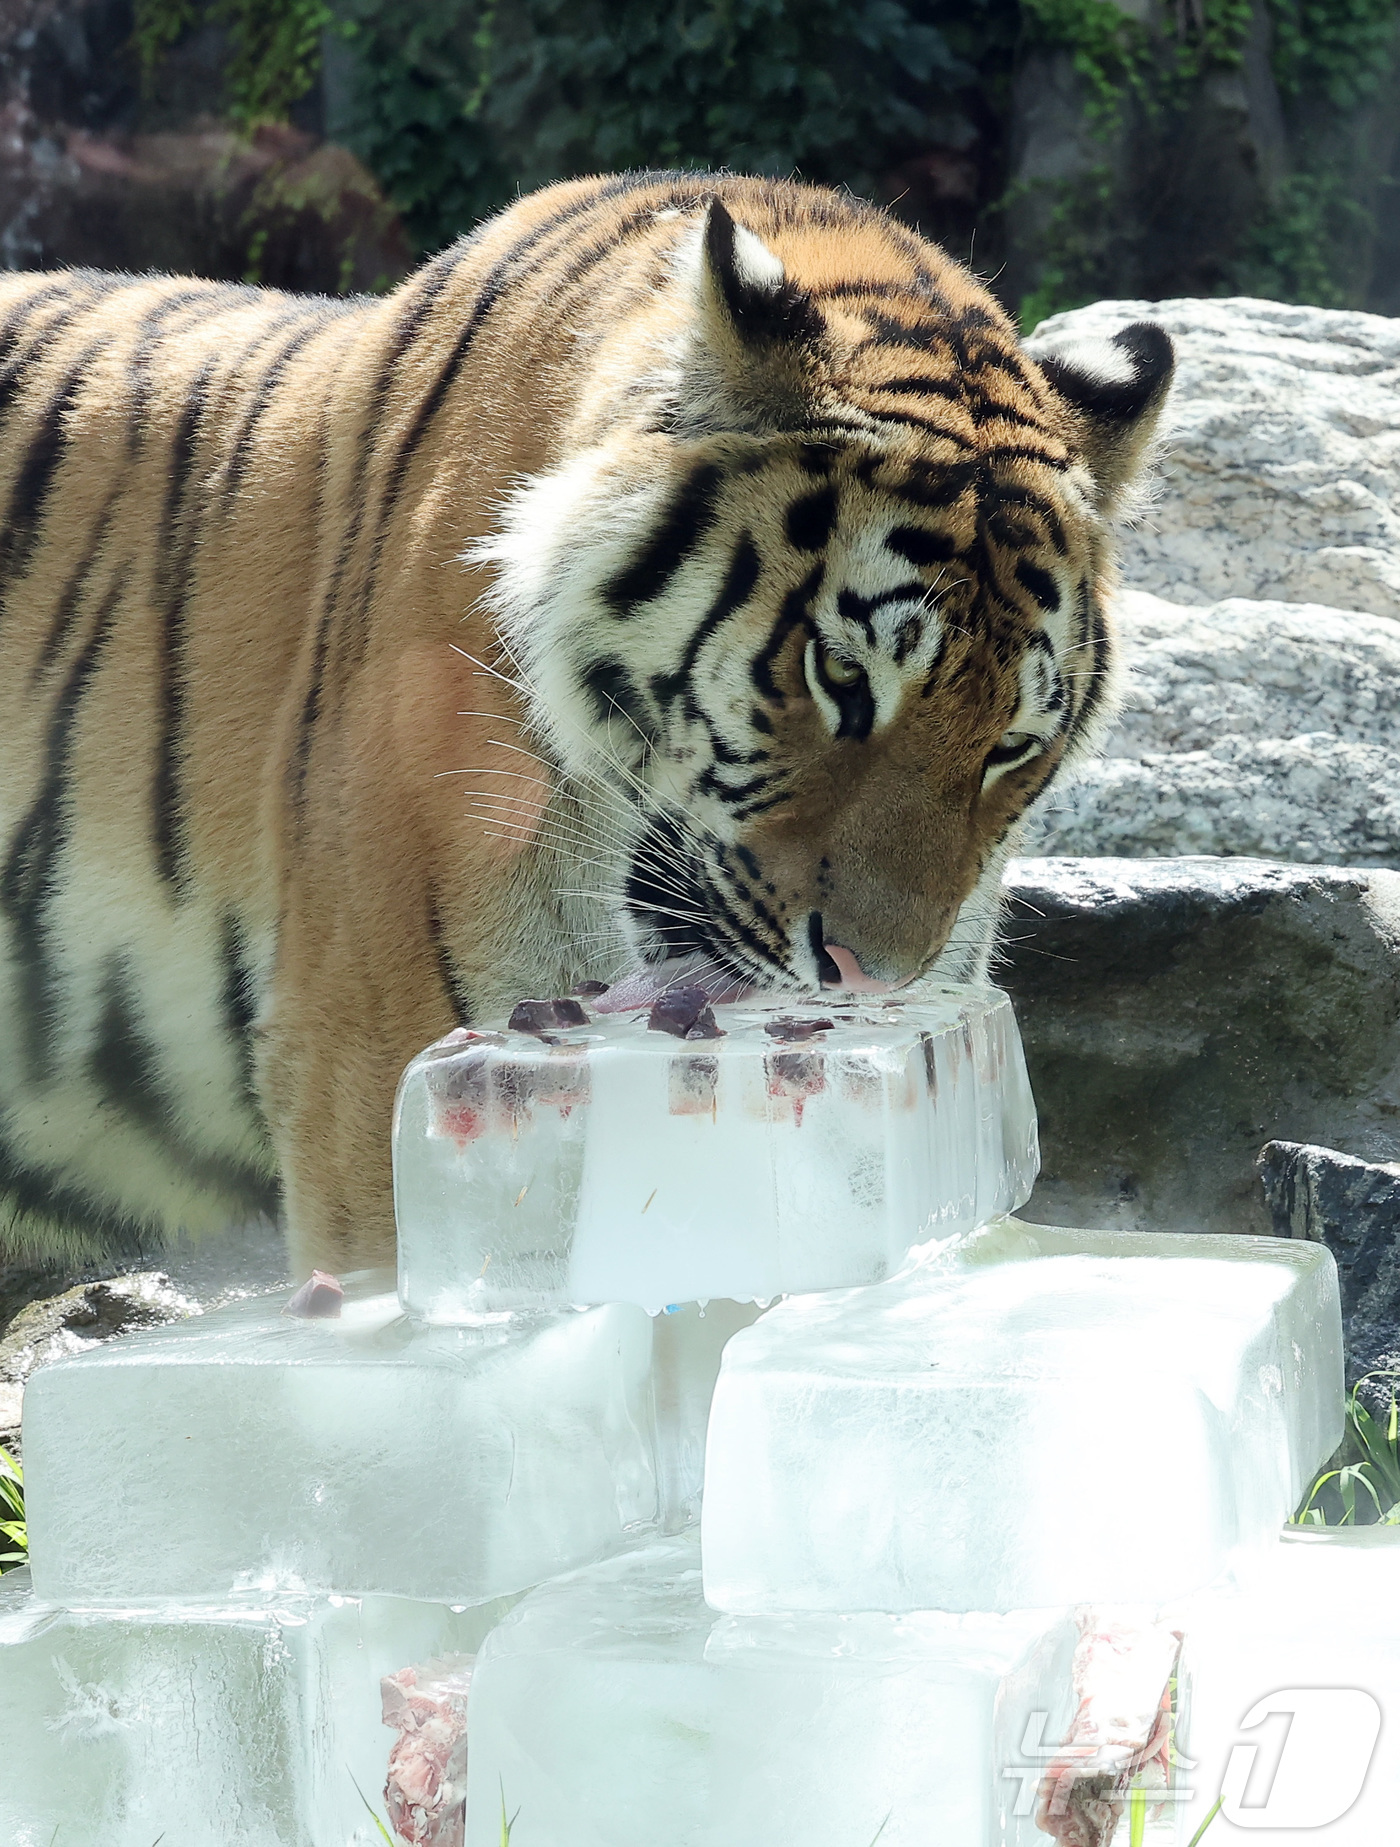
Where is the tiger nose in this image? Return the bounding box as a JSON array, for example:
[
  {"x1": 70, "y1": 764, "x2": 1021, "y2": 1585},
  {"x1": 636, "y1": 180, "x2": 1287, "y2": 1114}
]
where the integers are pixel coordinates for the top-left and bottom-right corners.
[{"x1": 821, "y1": 941, "x2": 904, "y2": 995}]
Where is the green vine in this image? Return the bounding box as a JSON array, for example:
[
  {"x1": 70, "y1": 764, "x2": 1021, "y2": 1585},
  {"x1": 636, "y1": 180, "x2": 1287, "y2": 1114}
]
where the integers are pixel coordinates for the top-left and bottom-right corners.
[
  {"x1": 331, "y1": 0, "x2": 974, "y2": 253},
  {"x1": 133, "y1": 0, "x2": 332, "y2": 127},
  {"x1": 1268, "y1": 0, "x2": 1400, "y2": 107},
  {"x1": 1019, "y1": 0, "x2": 1254, "y2": 132}
]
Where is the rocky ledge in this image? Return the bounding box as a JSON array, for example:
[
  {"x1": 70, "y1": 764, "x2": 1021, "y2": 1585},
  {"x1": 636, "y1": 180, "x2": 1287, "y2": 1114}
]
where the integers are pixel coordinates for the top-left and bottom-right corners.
[{"x1": 1027, "y1": 298, "x2": 1400, "y2": 867}]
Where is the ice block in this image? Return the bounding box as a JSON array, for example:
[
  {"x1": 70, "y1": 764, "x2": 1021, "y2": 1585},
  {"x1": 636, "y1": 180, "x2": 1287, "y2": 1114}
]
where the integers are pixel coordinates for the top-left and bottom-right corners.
[
  {"x1": 23, "y1": 1273, "x2": 657, "y2": 1606},
  {"x1": 702, "y1": 1218, "x2": 1345, "y2": 1614},
  {"x1": 1173, "y1": 1529, "x2": 1400, "y2": 1845},
  {"x1": 463, "y1": 1534, "x2": 1094, "y2": 1847},
  {"x1": 0, "y1": 1567, "x2": 508, "y2": 1847},
  {"x1": 394, "y1": 988, "x2": 1038, "y2": 1316}
]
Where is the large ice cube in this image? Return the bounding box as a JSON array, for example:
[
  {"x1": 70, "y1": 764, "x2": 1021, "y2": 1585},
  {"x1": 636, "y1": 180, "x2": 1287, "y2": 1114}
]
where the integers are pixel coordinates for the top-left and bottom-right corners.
[
  {"x1": 1173, "y1": 1529, "x2": 1400, "y2": 1845},
  {"x1": 702, "y1": 1219, "x2": 1344, "y2": 1613},
  {"x1": 462, "y1": 1534, "x2": 1086, "y2": 1847},
  {"x1": 395, "y1": 989, "x2": 1038, "y2": 1316},
  {"x1": 23, "y1": 1273, "x2": 657, "y2": 1606},
  {"x1": 0, "y1": 1567, "x2": 508, "y2": 1847}
]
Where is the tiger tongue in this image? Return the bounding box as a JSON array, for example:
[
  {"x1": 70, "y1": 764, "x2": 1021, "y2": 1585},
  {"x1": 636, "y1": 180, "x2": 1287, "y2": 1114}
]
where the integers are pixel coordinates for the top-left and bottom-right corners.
[{"x1": 591, "y1": 955, "x2": 750, "y2": 1014}]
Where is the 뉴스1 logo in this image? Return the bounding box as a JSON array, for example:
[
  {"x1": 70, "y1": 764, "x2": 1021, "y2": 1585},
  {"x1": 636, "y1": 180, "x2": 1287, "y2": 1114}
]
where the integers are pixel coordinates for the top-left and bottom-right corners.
[
  {"x1": 1219, "y1": 1688, "x2": 1381, "y2": 1829},
  {"x1": 1004, "y1": 1688, "x2": 1383, "y2": 1831}
]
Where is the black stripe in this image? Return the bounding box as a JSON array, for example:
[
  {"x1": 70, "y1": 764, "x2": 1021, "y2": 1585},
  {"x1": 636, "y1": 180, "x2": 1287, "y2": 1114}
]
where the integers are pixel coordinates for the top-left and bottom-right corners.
[
  {"x1": 650, "y1": 532, "x2": 761, "y2": 708},
  {"x1": 0, "y1": 1115, "x2": 153, "y2": 1261},
  {"x1": 985, "y1": 482, "x2": 1068, "y2": 554},
  {"x1": 152, "y1": 363, "x2": 214, "y2": 893},
  {"x1": 427, "y1": 892, "x2": 472, "y2": 1027},
  {"x1": 887, "y1": 525, "x2": 960, "y2": 568},
  {"x1": 750, "y1": 562, "x2": 821, "y2": 703},
  {"x1": 835, "y1": 582, "x2": 926, "y2": 640},
  {"x1": 29, "y1": 488, "x2": 119, "y2": 686},
  {"x1": 605, "y1": 464, "x2": 725, "y2": 615},
  {"x1": 219, "y1": 911, "x2": 262, "y2": 1121},
  {"x1": 1015, "y1": 560, "x2": 1060, "y2": 611},
  {"x1": 866, "y1": 375, "x2": 963, "y2": 402},
  {"x1": 579, "y1": 657, "x2": 654, "y2": 741},
  {"x1": 0, "y1": 571, "x2": 125, "y2": 1080},
  {"x1": 288, "y1": 597, "x2": 334, "y2": 821},
  {"x1": 701, "y1": 866, "x2": 791, "y2": 968},
  {"x1": 0, "y1": 341, "x2": 103, "y2": 609},
  {"x1": 696, "y1": 765, "x2": 776, "y2": 805},
  {"x1": 971, "y1": 395, "x2": 1046, "y2": 431},
  {"x1": 893, "y1": 613, "x2": 924, "y2": 664},
  {"x1": 221, "y1": 312, "x2": 335, "y2": 506},
  {"x1": 125, "y1": 288, "x2": 218, "y2": 454},
  {"x1": 980, "y1": 442, "x2": 1070, "y2": 471},
  {"x1": 785, "y1": 486, "x2": 837, "y2": 552},
  {"x1": 88, "y1": 953, "x2": 280, "y2": 1213},
  {"x1": 867, "y1": 406, "x2": 977, "y2": 446},
  {"x1": 0, "y1": 284, "x2": 112, "y2": 431},
  {"x1": 1064, "y1": 586, "x2": 1111, "y2": 745},
  {"x1": 883, "y1": 460, "x2": 979, "y2": 511},
  {"x1": 809, "y1": 279, "x2": 934, "y2": 304}
]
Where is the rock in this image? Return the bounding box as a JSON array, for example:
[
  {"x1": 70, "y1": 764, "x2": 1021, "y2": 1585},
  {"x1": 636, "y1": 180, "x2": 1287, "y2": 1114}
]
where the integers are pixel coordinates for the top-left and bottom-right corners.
[
  {"x1": 1257, "y1": 1139, "x2": 1400, "y2": 1407},
  {"x1": 1, "y1": 118, "x2": 413, "y2": 292},
  {"x1": 1033, "y1": 587, "x2": 1400, "y2": 865},
  {"x1": 999, "y1": 857, "x2": 1400, "y2": 1240},
  {"x1": 0, "y1": 1272, "x2": 197, "y2": 1396},
  {"x1": 1026, "y1": 297, "x2": 1400, "y2": 622}
]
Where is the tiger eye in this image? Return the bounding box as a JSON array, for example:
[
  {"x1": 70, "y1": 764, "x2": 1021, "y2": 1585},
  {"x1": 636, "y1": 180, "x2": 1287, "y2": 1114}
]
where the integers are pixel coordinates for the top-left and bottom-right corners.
[{"x1": 819, "y1": 643, "x2": 863, "y2": 688}]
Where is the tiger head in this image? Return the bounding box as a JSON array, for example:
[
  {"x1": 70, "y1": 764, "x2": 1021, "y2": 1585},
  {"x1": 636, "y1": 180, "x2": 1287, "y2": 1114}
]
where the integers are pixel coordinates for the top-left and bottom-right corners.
[{"x1": 478, "y1": 196, "x2": 1172, "y2": 1000}]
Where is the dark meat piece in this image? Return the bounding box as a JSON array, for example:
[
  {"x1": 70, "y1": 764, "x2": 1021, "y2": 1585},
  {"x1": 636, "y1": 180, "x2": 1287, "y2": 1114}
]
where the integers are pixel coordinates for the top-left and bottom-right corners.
[
  {"x1": 648, "y1": 985, "x2": 725, "y2": 1040},
  {"x1": 284, "y1": 1271, "x2": 343, "y2": 1319},
  {"x1": 571, "y1": 979, "x2": 608, "y2": 996},
  {"x1": 764, "y1": 1015, "x2": 834, "y2": 1042},
  {"x1": 508, "y1": 997, "x2": 590, "y2": 1034}
]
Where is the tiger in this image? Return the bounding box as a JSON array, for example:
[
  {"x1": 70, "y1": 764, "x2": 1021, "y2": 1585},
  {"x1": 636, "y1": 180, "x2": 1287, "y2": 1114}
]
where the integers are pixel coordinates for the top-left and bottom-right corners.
[{"x1": 0, "y1": 170, "x2": 1172, "y2": 1279}]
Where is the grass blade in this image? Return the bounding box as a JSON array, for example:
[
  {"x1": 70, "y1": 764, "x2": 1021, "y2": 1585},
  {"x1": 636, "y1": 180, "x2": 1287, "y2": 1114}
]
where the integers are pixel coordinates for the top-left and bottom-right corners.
[
  {"x1": 348, "y1": 1769, "x2": 397, "y2": 1844},
  {"x1": 1187, "y1": 1793, "x2": 1224, "y2": 1845},
  {"x1": 499, "y1": 1778, "x2": 520, "y2": 1845},
  {"x1": 1128, "y1": 1783, "x2": 1147, "y2": 1847}
]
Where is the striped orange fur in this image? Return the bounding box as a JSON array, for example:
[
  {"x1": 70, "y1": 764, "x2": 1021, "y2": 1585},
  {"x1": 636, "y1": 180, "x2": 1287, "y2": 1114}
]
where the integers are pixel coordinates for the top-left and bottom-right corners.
[{"x1": 0, "y1": 172, "x2": 1171, "y2": 1272}]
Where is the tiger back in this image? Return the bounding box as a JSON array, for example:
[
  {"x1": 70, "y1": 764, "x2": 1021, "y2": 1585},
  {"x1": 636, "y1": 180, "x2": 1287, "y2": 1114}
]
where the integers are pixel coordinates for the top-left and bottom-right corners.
[{"x1": 0, "y1": 172, "x2": 1171, "y2": 1273}]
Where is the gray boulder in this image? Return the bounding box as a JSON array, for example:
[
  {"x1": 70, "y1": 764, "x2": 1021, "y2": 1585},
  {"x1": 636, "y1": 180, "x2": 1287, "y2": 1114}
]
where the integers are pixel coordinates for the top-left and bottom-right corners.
[
  {"x1": 1258, "y1": 1139, "x2": 1400, "y2": 1411},
  {"x1": 1022, "y1": 297, "x2": 1400, "y2": 868},
  {"x1": 1034, "y1": 589, "x2": 1400, "y2": 865},
  {"x1": 999, "y1": 857, "x2": 1400, "y2": 1240},
  {"x1": 1028, "y1": 297, "x2": 1400, "y2": 621},
  {"x1": 0, "y1": 1272, "x2": 197, "y2": 1449}
]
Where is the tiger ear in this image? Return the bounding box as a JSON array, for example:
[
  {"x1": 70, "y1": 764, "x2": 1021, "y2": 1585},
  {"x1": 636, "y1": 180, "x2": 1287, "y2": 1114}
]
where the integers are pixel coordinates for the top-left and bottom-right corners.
[
  {"x1": 678, "y1": 198, "x2": 825, "y2": 433},
  {"x1": 1025, "y1": 321, "x2": 1174, "y2": 513}
]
